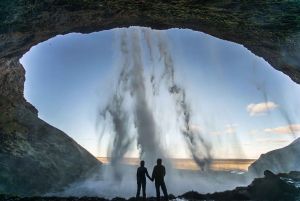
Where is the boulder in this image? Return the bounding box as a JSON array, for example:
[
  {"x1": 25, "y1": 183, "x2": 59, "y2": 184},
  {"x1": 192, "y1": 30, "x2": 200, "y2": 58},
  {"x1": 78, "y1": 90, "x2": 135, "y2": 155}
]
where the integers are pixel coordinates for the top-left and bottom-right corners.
[{"x1": 247, "y1": 170, "x2": 299, "y2": 200}]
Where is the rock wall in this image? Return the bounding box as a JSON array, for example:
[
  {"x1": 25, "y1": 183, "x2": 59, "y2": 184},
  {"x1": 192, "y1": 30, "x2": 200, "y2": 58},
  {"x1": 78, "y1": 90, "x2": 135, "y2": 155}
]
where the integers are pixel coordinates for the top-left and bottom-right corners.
[
  {"x1": 0, "y1": 103, "x2": 100, "y2": 196},
  {"x1": 248, "y1": 138, "x2": 300, "y2": 177},
  {"x1": 1, "y1": 1, "x2": 300, "y2": 85},
  {"x1": 0, "y1": 57, "x2": 37, "y2": 114},
  {"x1": 0, "y1": 0, "x2": 300, "y2": 196},
  {"x1": 0, "y1": 54, "x2": 101, "y2": 196}
]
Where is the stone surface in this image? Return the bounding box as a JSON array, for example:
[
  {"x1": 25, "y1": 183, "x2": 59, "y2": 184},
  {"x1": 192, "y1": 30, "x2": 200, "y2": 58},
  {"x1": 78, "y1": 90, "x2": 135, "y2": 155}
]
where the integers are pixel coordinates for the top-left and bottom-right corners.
[
  {"x1": 0, "y1": 57, "x2": 37, "y2": 114},
  {"x1": 247, "y1": 170, "x2": 299, "y2": 200},
  {"x1": 1, "y1": 0, "x2": 300, "y2": 197},
  {"x1": 248, "y1": 137, "x2": 300, "y2": 177},
  {"x1": 0, "y1": 99, "x2": 101, "y2": 196},
  {"x1": 0, "y1": 54, "x2": 101, "y2": 196},
  {"x1": 1, "y1": 171, "x2": 300, "y2": 200},
  {"x1": 1, "y1": 1, "x2": 300, "y2": 85}
]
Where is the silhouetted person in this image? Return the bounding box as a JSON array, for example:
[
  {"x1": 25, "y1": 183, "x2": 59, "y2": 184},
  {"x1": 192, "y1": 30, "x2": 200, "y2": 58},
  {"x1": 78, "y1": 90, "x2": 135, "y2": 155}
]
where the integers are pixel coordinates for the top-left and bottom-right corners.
[
  {"x1": 136, "y1": 160, "x2": 152, "y2": 201},
  {"x1": 152, "y1": 158, "x2": 168, "y2": 201}
]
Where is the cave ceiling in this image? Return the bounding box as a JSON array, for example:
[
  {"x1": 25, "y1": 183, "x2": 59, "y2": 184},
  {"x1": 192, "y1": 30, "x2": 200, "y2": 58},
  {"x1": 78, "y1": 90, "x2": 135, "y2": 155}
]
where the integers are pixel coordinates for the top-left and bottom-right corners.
[{"x1": 1, "y1": 0, "x2": 300, "y2": 97}]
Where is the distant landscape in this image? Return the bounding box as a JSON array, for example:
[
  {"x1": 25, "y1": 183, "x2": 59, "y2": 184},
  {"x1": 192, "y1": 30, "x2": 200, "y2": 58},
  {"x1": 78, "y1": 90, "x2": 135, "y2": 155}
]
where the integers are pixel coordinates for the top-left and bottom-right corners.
[{"x1": 97, "y1": 157, "x2": 256, "y2": 172}]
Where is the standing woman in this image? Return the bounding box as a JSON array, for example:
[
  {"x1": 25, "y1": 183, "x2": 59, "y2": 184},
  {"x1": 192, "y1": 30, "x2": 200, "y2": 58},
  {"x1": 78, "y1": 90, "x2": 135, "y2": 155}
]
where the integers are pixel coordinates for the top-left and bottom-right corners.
[{"x1": 136, "y1": 160, "x2": 152, "y2": 200}]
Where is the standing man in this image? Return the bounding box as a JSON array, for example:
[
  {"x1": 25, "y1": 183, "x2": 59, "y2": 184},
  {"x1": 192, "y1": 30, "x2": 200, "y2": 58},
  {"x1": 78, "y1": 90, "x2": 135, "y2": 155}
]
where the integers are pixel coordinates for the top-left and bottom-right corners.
[
  {"x1": 152, "y1": 158, "x2": 168, "y2": 201},
  {"x1": 136, "y1": 160, "x2": 152, "y2": 201}
]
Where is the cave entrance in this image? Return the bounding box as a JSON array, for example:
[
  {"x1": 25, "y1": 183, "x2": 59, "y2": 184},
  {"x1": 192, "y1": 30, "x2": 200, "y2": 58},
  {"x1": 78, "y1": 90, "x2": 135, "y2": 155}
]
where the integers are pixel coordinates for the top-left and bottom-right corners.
[{"x1": 20, "y1": 27, "x2": 300, "y2": 163}]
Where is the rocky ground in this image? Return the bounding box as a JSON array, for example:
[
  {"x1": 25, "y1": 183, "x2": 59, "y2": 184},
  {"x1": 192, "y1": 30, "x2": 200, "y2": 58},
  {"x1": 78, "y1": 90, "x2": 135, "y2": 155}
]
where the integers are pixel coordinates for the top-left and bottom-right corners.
[{"x1": 1, "y1": 170, "x2": 300, "y2": 201}]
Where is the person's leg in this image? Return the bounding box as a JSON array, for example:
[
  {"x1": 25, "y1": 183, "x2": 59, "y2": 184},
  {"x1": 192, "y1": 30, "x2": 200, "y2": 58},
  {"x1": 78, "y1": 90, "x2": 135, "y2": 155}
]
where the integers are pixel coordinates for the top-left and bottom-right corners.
[
  {"x1": 155, "y1": 182, "x2": 161, "y2": 201},
  {"x1": 142, "y1": 181, "x2": 146, "y2": 200},
  {"x1": 136, "y1": 182, "x2": 142, "y2": 200},
  {"x1": 161, "y1": 182, "x2": 168, "y2": 201}
]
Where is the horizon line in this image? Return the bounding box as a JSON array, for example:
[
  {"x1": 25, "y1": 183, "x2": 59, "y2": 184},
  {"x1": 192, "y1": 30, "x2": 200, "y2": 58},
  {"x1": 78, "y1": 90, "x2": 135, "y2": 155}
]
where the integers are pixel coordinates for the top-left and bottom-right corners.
[{"x1": 96, "y1": 157, "x2": 257, "y2": 160}]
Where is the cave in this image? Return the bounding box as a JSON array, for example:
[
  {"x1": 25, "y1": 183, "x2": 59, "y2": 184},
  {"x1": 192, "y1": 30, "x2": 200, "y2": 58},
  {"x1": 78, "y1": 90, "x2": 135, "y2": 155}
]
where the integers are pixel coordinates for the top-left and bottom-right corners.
[{"x1": 1, "y1": 0, "x2": 300, "y2": 196}]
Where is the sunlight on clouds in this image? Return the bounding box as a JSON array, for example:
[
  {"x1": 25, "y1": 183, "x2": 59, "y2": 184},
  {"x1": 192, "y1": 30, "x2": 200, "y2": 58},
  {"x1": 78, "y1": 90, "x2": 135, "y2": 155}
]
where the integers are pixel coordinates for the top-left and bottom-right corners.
[
  {"x1": 226, "y1": 124, "x2": 238, "y2": 127},
  {"x1": 181, "y1": 125, "x2": 201, "y2": 131},
  {"x1": 248, "y1": 130, "x2": 258, "y2": 135},
  {"x1": 255, "y1": 138, "x2": 292, "y2": 144},
  {"x1": 225, "y1": 128, "x2": 235, "y2": 134},
  {"x1": 243, "y1": 138, "x2": 293, "y2": 158},
  {"x1": 255, "y1": 138, "x2": 273, "y2": 143},
  {"x1": 212, "y1": 131, "x2": 221, "y2": 135},
  {"x1": 263, "y1": 124, "x2": 300, "y2": 134},
  {"x1": 246, "y1": 101, "x2": 279, "y2": 116},
  {"x1": 225, "y1": 124, "x2": 237, "y2": 134},
  {"x1": 274, "y1": 139, "x2": 291, "y2": 143},
  {"x1": 190, "y1": 125, "x2": 201, "y2": 131}
]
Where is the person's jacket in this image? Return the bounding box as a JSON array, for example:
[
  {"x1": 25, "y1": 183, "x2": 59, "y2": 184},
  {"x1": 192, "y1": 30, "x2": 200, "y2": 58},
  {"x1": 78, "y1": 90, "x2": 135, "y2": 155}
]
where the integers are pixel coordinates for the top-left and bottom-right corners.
[
  {"x1": 136, "y1": 166, "x2": 150, "y2": 183},
  {"x1": 152, "y1": 164, "x2": 166, "y2": 184}
]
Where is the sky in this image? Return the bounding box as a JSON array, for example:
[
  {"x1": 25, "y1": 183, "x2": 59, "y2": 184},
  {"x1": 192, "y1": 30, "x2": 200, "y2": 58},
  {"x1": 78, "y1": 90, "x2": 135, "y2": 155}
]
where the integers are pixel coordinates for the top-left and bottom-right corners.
[{"x1": 20, "y1": 27, "x2": 300, "y2": 159}]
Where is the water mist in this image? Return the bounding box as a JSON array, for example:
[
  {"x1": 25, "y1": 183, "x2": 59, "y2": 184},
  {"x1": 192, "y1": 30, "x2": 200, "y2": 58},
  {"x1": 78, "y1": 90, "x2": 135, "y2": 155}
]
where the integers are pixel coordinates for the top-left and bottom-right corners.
[{"x1": 97, "y1": 27, "x2": 214, "y2": 178}]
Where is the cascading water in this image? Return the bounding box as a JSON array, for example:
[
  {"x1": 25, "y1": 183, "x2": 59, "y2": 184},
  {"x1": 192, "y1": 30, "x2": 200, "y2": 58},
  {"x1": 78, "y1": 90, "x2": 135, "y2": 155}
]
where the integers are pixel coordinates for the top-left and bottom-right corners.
[{"x1": 98, "y1": 27, "x2": 213, "y2": 178}]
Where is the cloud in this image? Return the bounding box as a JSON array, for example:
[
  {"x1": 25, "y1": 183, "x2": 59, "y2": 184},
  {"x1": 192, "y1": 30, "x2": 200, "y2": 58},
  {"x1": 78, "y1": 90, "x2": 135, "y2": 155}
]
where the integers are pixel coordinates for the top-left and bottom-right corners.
[
  {"x1": 263, "y1": 124, "x2": 300, "y2": 134},
  {"x1": 274, "y1": 139, "x2": 291, "y2": 143},
  {"x1": 225, "y1": 128, "x2": 235, "y2": 134},
  {"x1": 244, "y1": 143, "x2": 253, "y2": 146},
  {"x1": 246, "y1": 102, "x2": 279, "y2": 116},
  {"x1": 190, "y1": 125, "x2": 201, "y2": 131},
  {"x1": 181, "y1": 125, "x2": 201, "y2": 132},
  {"x1": 226, "y1": 124, "x2": 238, "y2": 128},
  {"x1": 255, "y1": 138, "x2": 273, "y2": 143},
  {"x1": 212, "y1": 131, "x2": 221, "y2": 135},
  {"x1": 224, "y1": 124, "x2": 237, "y2": 134},
  {"x1": 255, "y1": 138, "x2": 292, "y2": 144},
  {"x1": 248, "y1": 130, "x2": 258, "y2": 135}
]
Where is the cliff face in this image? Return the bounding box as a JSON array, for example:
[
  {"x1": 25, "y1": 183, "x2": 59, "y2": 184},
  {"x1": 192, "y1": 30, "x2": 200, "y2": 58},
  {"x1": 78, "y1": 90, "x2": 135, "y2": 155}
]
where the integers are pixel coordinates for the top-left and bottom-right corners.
[
  {"x1": 248, "y1": 138, "x2": 300, "y2": 177},
  {"x1": 0, "y1": 101, "x2": 100, "y2": 196},
  {"x1": 0, "y1": 57, "x2": 37, "y2": 114},
  {"x1": 0, "y1": 0, "x2": 300, "y2": 196},
  {"x1": 0, "y1": 69, "x2": 101, "y2": 196},
  {"x1": 0, "y1": 54, "x2": 101, "y2": 196}
]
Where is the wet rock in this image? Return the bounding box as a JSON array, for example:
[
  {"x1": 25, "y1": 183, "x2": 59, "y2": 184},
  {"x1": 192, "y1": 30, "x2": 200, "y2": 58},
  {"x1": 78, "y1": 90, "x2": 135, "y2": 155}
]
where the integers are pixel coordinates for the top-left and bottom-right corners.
[
  {"x1": 247, "y1": 170, "x2": 299, "y2": 200},
  {"x1": 264, "y1": 169, "x2": 277, "y2": 178},
  {"x1": 168, "y1": 194, "x2": 176, "y2": 200},
  {"x1": 0, "y1": 104, "x2": 101, "y2": 196},
  {"x1": 179, "y1": 191, "x2": 208, "y2": 200},
  {"x1": 288, "y1": 171, "x2": 300, "y2": 179},
  {"x1": 111, "y1": 197, "x2": 127, "y2": 201},
  {"x1": 1, "y1": 170, "x2": 300, "y2": 201}
]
